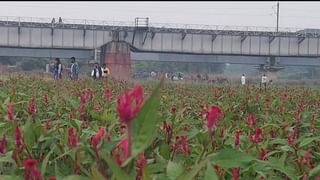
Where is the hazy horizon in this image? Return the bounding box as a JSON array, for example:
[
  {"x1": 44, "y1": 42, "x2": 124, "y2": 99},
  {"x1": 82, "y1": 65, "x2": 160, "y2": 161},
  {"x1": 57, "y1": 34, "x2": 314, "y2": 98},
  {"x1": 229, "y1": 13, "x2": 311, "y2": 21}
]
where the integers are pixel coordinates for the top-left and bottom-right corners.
[{"x1": 0, "y1": 1, "x2": 320, "y2": 29}]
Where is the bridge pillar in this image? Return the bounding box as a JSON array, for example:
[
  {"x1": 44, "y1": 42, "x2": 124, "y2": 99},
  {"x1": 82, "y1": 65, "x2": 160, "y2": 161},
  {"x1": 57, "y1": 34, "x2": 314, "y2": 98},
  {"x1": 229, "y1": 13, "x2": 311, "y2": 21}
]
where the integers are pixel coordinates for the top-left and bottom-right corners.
[{"x1": 100, "y1": 41, "x2": 131, "y2": 80}]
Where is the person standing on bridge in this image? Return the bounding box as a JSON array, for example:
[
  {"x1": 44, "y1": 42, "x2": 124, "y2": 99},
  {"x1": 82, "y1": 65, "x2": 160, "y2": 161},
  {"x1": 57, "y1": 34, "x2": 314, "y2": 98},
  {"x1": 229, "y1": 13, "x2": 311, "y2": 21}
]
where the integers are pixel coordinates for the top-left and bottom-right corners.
[
  {"x1": 70, "y1": 57, "x2": 79, "y2": 80},
  {"x1": 53, "y1": 58, "x2": 63, "y2": 80},
  {"x1": 241, "y1": 74, "x2": 246, "y2": 85}
]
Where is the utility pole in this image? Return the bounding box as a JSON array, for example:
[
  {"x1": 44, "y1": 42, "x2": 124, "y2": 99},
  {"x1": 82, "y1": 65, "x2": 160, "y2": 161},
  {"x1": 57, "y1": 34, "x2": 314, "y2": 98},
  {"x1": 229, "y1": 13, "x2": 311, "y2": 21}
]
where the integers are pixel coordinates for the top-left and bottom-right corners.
[{"x1": 276, "y1": 1, "x2": 279, "y2": 32}]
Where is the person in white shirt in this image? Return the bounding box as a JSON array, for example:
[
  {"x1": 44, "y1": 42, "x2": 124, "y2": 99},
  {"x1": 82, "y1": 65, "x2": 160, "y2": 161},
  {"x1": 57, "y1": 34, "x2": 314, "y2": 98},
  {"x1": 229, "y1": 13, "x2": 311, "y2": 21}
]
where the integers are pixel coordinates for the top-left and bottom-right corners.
[
  {"x1": 91, "y1": 63, "x2": 104, "y2": 80},
  {"x1": 261, "y1": 74, "x2": 267, "y2": 91},
  {"x1": 241, "y1": 74, "x2": 246, "y2": 85}
]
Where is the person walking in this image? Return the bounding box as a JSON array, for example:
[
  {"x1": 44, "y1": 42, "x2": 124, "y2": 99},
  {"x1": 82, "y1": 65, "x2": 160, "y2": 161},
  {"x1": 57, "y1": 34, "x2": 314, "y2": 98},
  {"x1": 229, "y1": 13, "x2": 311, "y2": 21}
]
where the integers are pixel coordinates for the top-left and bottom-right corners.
[
  {"x1": 70, "y1": 57, "x2": 79, "y2": 80},
  {"x1": 102, "y1": 63, "x2": 110, "y2": 77},
  {"x1": 53, "y1": 58, "x2": 62, "y2": 80},
  {"x1": 241, "y1": 74, "x2": 246, "y2": 85},
  {"x1": 261, "y1": 74, "x2": 267, "y2": 91}
]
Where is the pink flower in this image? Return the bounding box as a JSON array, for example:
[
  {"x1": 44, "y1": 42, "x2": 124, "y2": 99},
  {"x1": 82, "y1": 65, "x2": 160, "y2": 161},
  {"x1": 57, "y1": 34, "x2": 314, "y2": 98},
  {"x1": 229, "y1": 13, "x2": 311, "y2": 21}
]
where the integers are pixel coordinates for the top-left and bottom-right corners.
[
  {"x1": 249, "y1": 128, "x2": 263, "y2": 144},
  {"x1": 27, "y1": 96, "x2": 37, "y2": 116},
  {"x1": 7, "y1": 101, "x2": 14, "y2": 121},
  {"x1": 68, "y1": 128, "x2": 78, "y2": 148},
  {"x1": 24, "y1": 159, "x2": 42, "y2": 180},
  {"x1": 259, "y1": 148, "x2": 268, "y2": 160},
  {"x1": 235, "y1": 129, "x2": 241, "y2": 148},
  {"x1": 136, "y1": 153, "x2": 147, "y2": 180},
  {"x1": 0, "y1": 135, "x2": 7, "y2": 154},
  {"x1": 117, "y1": 85, "x2": 144, "y2": 124},
  {"x1": 115, "y1": 138, "x2": 129, "y2": 165},
  {"x1": 181, "y1": 136, "x2": 190, "y2": 155},
  {"x1": 104, "y1": 89, "x2": 112, "y2": 101},
  {"x1": 233, "y1": 167, "x2": 240, "y2": 180},
  {"x1": 15, "y1": 125, "x2": 24, "y2": 153},
  {"x1": 90, "y1": 128, "x2": 106, "y2": 149},
  {"x1": 207, "y1": 106, "x2": 223, "y2": 130},
  {"x1": 246, "y1": 114, "x2": 256, "y2": 128}
]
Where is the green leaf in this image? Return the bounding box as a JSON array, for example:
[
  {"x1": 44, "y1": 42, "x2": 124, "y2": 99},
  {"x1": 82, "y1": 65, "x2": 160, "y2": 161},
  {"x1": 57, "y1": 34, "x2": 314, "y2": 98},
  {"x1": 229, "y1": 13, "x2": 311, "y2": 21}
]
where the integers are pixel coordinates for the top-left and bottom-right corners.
[
  {"x1": 264, "y1": 157, "x2": 298, "y2": 180},
  {"x1": 91, "y1": 166, "x2": 106, "y2": 180},
  {"x1": 24, "y1": 119, "x2": 35, "y2": 149},
  {"x1": 41, "y1": 146, "x2": 56, "y2": 176},
  {"x1": 159, "y1": 143, "x2": 170, "y2": 160},
  {"x1": 167, "y1": 161, "x2": 184, "y2": 180},
  {"x1": 210, "y1": 148, "x2": 256, "y2": 169},
  {"x1": 178, "y1": 160, "x2": 207, "y2": 180},
  {"x1": 299, "y1": 137, "x2": 320, "y2": 148},
  {"x1": 309, "y1": 164, "x2": 320, "y2": 178},
  {"x1": 204, "y1": 163, "x2": 219, "y2": 180},
  {"x1": 60, "y1": 175, "x2": 90, "y2": 180},
  {"x1": 0, "y1": 151, "x2": 15, "y2": 164},
  {"x1": 102, "y1": 156, "x2": 130, "y2": 180},
  {"x1": 0, "y1": 176, "x2": 23, "y2": 180},
  {"x1": 132, "y1": 80, "x2": 163, "y2": 158}
]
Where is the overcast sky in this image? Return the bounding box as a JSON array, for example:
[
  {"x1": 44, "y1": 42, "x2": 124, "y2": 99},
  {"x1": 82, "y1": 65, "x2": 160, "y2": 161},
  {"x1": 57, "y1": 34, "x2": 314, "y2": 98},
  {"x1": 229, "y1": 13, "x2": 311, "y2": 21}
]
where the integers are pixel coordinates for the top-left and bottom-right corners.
[{"x1": 0, "y1": 1, "x2": 320, "y2": 29}]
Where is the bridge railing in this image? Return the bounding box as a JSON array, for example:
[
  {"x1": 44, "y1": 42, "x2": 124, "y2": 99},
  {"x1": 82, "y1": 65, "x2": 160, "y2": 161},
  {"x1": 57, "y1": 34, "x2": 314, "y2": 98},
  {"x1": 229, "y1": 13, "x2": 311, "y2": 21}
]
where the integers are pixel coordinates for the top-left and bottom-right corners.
[{"x1": 0, "y1": 15, "x2": 308, "y2": 33}]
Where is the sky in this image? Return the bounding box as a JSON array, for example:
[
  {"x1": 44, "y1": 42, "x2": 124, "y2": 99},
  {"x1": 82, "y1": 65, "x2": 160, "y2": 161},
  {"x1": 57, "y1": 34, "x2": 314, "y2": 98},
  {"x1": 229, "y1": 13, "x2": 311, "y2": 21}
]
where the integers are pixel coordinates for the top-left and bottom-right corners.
[{"x1": 0, "y1": 1, "x2": 320, "y2": 29}]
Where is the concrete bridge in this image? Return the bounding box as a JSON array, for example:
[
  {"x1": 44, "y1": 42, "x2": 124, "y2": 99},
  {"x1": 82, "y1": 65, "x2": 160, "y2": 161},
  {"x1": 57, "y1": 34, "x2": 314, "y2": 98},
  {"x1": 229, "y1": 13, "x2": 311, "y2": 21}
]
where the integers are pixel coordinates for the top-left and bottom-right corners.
[{"x1": 0, "y1": 16, "x2": 320, "y2": 68}]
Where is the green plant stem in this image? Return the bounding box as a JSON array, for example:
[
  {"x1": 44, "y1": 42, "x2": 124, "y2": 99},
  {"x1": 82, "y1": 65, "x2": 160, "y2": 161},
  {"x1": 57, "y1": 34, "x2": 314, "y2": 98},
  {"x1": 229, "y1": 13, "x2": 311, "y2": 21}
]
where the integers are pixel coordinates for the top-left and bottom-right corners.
[{"x1": 127, "y1": 121, "x2": 132, "y2": 157}]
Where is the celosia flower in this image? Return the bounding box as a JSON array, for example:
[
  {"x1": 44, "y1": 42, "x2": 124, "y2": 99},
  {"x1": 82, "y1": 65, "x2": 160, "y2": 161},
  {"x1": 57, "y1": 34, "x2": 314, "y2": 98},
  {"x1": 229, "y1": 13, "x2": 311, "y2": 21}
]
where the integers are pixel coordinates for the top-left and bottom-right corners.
[
  {"x1": 68, "y1": 128, "x2": 78, "y2": 148},
  {"x1": 181, "y1": 136, "x2": 190, "y2": 155},
  {"x1": 250, "y1": 128, "x2": 263, "y2": 144},
  {"x1": 0, "y1": 135, "x2": 7, "y2": 154},
  {"x1": 235, "y1": 129, "x2": 241, "y2": 148},
  {"x1": 117, "y1": 85, "x2": 144, "y2": 124},
  {"x1": 15, "y1": 125, "x2": 24, "y2": 153},
  {"x1": 136, "y1": 153, "x2": 147, "y2": 180},
  {"x1": 7, "y1": 101, "x2": 14, "y2": 121},
  {"x1": 24, "y1": 159, "x2": 42, "y2": 180},
  {"x1": 90, "y1": 128, "x2": 106, "y2": 149},
  {"x1": 246, "y1": 114, "x2": 256, "y2": 128},
  {"x1": 207, "y1": 106, "x2": 223, "y2": 130},
  {"x1": 27, "y1": 96, "x2": 37, "y2": 116},
  {"x1": 259, "y1": 148, "x2": 268, "y2": 160},
  {"x1": 233, "y1": 167, "x2": 240, "y2": 180}
]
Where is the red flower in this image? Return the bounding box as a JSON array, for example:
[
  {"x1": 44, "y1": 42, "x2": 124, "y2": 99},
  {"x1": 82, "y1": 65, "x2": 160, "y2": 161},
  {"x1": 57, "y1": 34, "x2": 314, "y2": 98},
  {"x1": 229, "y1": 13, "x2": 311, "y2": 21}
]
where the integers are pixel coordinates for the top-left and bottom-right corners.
[
  {"x1": 181, "y1": 136, "x2": 190, "y2": 155},
  {"x1": 246, "y1": 114, "x2": 256, "y2": 128},
  {"x1": 90, "y1": 128, "x2": 106, "y2": 149},
  {"x1": 117, "y1": 85, "x2": 144, "y2": 124},
  {"x1": 286, "y1": 131, "x2": 296, "y2": 145},
  {"x1": 24, "y1": 159, "x2": 42, "y2": 180},
  {"x1": 162, "y1": 121, "x2": 172, "y2": 135},
  {"x1": 68, "y1": 128, "x2": 78, "y2": 148},
  {"x1": 302, "y1": 148, "x2": 314, "y2": 168},
  {"x1": 235, "y1": 129, "x2": 241, "y2": 148},
  {"x1": 7, "y1": 101, "x2": 14, "y2": 121},
  {"x1": 0, "y1": 135, "x2": 7, "y2": 154},
  {"x1": 115, "y1": 138, "x2": 129, "y2": 165},
  {"x1": 15, "y1": 125, "x2": 24, "y2": 153},
  {"x1": 136, "y1": 153, "x2": 147, "y2": 180},
  {"x1": 104, "y1": 88, "x2": 112, "y2": 101},
  {"x1": 171, "y1": 107, "x2": 177, "y2": 115},
  {"x1": 233, "y1": 167, "x2": 240, "y2": 180},
  {"x1": 27, "y1": 96, "x2": 37, "y2": 116},
  {"x1": 207, "y1": 106, "x2": 223, "y2": 130},
  {"x1": 269, "y1": 130, "x2": 277, "y2": 138},
  {"x1": 249, "y1": 128, "x2": 263, "y2": 144},
  {"x1": 259, "y1": 148, "x2": 268, "y2": 160}
]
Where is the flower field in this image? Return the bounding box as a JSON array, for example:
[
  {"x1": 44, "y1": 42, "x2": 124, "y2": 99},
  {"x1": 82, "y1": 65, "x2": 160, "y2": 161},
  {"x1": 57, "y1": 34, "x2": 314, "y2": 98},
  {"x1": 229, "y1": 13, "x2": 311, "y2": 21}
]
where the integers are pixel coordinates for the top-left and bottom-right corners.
[{"x1": 0, "y1": 76, "x2": 320, "y2": 180}]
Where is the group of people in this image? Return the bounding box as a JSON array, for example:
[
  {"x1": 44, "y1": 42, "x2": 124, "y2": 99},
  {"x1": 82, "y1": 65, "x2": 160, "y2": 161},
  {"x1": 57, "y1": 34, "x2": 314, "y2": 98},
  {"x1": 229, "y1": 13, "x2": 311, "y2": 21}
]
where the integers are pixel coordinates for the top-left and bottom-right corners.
[
  {"x1": 241, "y1": 73, "x2": 270, "y2": 90},
  {"x1": 52, "y1": 57, "x2": 79, "y2": 80},
  {"x1": 91, "y1": 63, "x2": 110, "y2": 80},
  {"x1": 51, "y1": 17, "x2": 63, "y2": 24},
  {"x1": 51, "y1": 57, "x2": 110, "y2": 81}
]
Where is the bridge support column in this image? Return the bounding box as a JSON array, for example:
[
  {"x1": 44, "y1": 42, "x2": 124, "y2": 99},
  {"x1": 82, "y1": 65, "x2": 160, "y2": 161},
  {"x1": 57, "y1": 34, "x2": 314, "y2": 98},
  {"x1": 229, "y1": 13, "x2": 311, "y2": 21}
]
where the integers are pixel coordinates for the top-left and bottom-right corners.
[{"x1": 100, "y1": 41, "x2": 131, "y2": 80}]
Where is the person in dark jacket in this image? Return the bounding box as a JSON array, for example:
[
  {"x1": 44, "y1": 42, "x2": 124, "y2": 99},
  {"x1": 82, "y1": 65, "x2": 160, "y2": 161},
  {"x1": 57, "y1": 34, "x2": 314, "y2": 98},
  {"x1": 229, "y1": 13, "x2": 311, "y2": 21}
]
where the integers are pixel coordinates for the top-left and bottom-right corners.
[
  {"x1": 53, "y1": 58, "x2": 62, "y2": 80},
  {"x1": 70, "y1": 57, "x2": 79, "y2": 80}
]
